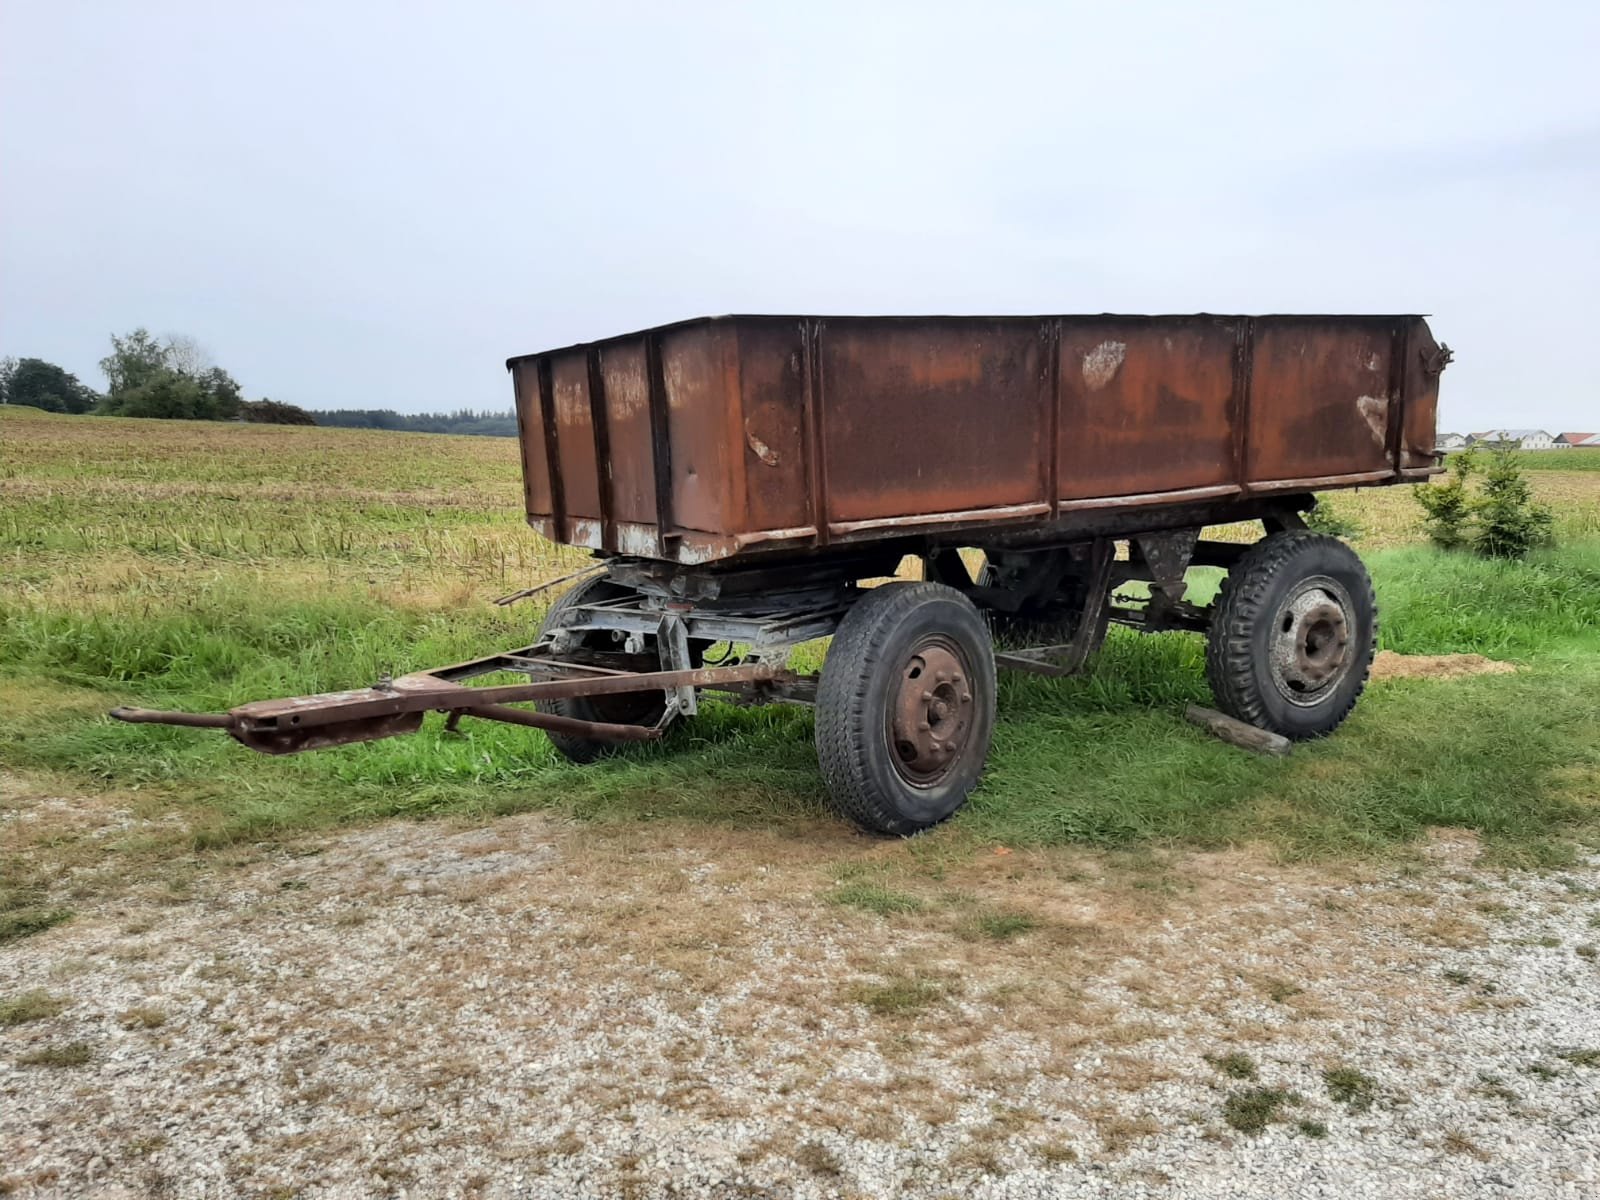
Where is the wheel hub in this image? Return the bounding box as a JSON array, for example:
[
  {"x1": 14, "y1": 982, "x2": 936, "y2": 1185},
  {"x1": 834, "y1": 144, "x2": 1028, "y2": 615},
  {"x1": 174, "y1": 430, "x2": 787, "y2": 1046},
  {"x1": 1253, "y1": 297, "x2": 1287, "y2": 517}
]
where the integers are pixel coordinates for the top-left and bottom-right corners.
[
  {"x1": 890, "y1": 641, "x2": 975, "y2": 784},
  {"x1": 1270, "y1": 580, "x2": 1354, "y2": 704}
]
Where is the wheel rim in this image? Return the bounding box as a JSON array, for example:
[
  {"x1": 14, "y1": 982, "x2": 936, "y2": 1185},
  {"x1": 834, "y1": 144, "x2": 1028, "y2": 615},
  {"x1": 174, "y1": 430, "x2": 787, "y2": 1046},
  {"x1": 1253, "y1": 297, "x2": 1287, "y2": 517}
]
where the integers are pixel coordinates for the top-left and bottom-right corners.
[
  {"x1": 887, "y1": 635, "x2": 977, "y2": 787},
  {"x1": 1268, "y1": 574, "x2": 1356, "y2": 707}
]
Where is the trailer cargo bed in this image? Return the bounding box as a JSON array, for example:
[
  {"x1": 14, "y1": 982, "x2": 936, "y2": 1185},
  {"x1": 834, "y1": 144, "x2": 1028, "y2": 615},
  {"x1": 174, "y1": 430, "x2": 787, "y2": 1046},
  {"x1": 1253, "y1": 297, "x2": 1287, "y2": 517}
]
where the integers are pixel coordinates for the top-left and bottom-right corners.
[{"x1": 506, "y1": 314, "x2": 1447, "y2": 565}]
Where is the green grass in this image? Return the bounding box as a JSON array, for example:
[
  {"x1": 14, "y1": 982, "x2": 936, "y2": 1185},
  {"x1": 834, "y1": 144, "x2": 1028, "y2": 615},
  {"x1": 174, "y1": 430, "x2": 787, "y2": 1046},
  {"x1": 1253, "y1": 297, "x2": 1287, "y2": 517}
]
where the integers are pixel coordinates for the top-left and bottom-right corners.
[
  {"x1": 955, "y1": 909, "x2": 1038, "y2": 942},
  {"x1": 1205, "y1": 1051, "x2": 1258, "y2": 1080},
  {"x1": 1475, "y1": 450, "x2": 1600, "y2": 472},
  {"x1": 0, "y1": 990, "x2": 66, "y2": 1027},
  {"x1": 848, "y1": 974, "x2": 950, "y2": 1017},
  {"x1": 16, "y1": 1041, "x2": 93, "y2": 1068},
  {"x1": 827, "y1": 879, "x2": 924, "y2": 916},
  {"x1": 1222, "y1": 1086, "x2": 1295, "y2": 1134},
  {"x1": 4, "y1": 406, "x2": 1600, "y2": 879},
  {"x1": 1323, "y1": 1065, "x2": 1378, "y2": 1112}
]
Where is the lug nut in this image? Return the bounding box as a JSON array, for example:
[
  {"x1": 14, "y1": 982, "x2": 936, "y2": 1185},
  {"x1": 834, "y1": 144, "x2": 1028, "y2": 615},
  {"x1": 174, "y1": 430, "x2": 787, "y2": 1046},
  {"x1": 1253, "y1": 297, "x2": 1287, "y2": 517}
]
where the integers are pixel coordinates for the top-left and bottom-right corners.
[{"x1": 921, "y1": 690, "x2": 933, "y2": 702}]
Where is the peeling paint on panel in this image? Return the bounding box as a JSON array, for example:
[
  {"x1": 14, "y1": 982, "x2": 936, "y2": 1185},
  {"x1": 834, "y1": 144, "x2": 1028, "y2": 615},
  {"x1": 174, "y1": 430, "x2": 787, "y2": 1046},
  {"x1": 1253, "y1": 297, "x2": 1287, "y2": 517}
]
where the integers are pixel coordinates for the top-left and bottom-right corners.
[
  {"x1": 567, "y1": 518, "x2": 604, "y2": 549},
  {"x1": 615, "y1": 523, "x2": 661, "y2": 557},
  {"x1": 745, "y1": 425, "x2": 780, "y2": 467},
  {"x1": 1082, "y1": 340, "x2": 1127, "y2": 391},
  {"x1": 1356, "y1": 395, "x2": 1389, "y2": 449},
  {"x1": 608, "y1": 367, "x2": 647, "y2": 418}
]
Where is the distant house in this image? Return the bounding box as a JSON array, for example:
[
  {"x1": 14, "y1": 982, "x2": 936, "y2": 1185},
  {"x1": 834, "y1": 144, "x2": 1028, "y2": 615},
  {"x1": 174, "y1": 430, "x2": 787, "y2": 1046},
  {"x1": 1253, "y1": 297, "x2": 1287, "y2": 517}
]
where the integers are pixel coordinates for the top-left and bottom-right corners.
[
  {"x1": 1468, "y1": 429, "x2": 1557, "y2": 450},
  {"x1": 1435, "y1": 432, "x2": 1468, "y2": 451},
  {"x1": 1556, "y1": 432, "x2": 1600, "y2": 448}
]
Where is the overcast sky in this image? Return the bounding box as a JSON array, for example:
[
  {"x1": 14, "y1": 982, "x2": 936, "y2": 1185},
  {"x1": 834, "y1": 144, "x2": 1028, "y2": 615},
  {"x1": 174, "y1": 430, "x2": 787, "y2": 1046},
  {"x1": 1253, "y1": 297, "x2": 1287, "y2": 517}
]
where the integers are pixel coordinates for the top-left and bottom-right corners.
[{"x1": 3, "y1": 1, "x2": 1597, "y2": 431}]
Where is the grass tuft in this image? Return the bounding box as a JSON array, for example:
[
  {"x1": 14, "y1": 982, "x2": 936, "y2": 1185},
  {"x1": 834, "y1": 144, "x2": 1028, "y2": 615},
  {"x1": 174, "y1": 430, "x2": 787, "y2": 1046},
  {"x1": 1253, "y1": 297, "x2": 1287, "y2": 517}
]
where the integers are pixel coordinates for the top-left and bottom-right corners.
[
  {"x1": 956, "y1": 909, "x2": 1038, "y2": 942},
  {"x1": 849, "y1": 974, "x2": 950, "y2": 1017},
  {"x1": 117, "y1": 1005, "x2": 168, "y2": 1030},
  {"x1": 17, "y1": 1041, "x2": 92, "y2": 1068},
  {"x1": 1555, "y1": 1047, "x2": 1600, "y2": 1068},
  {"x1": 1205, "y1": 1051, "x2": 1258, "y2": 1080},
  {"x1": 1323, "y1": 1065, "x2": 1378, "y2": 1112},
  {"x1": 0, "y1": 990, "x2": 66, "y2": 1027},
  {"x1": 1222, "y1": 1086, "x2": 1295, "y2": 1134},
  {"x1": 793, "y1": 1141, "x2": 842, "y2": 1178},
  {"x1": 826, "y1": 880, "x2": 923, "y2": 916}
]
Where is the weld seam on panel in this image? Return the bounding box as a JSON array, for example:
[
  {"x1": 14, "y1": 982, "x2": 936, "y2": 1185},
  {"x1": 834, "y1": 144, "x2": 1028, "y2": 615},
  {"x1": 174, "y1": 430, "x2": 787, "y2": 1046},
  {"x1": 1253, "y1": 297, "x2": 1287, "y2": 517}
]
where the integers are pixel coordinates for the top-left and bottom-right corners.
[
  {"x1": 826, "y1": 502, "x2": 1051, "y2": 536},
  {"x1": 733, "y1": 525, "x2": 820, "y2": 547},
  {"x1": 1058, "y1": 485, "x2": 1242, "y2": 512},
  {"x1": 1245, "y1": 471, "x2": 1394, "y2": 494}
]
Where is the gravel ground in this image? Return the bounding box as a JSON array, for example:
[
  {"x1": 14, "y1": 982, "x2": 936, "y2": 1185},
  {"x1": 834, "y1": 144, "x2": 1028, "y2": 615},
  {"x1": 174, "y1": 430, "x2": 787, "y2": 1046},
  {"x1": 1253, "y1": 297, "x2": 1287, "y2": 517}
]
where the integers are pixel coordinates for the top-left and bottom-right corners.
[{"x1": 3, "y1": 807, "x2": 1598, "y2": 1199}]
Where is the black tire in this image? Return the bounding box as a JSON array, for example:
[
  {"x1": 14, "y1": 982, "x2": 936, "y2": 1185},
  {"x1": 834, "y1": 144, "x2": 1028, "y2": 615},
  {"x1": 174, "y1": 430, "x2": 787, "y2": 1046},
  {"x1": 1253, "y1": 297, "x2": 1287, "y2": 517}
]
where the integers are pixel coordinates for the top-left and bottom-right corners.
[
  {"x1": 1205, "y1": 531, "x2": 1376, "y2": 739},
  {"x1": 815, "y1": 582, "x2": 997, "y2": 835},
  {"x1": 536, "y1": 576, "x2": 671, "y2": 764}
]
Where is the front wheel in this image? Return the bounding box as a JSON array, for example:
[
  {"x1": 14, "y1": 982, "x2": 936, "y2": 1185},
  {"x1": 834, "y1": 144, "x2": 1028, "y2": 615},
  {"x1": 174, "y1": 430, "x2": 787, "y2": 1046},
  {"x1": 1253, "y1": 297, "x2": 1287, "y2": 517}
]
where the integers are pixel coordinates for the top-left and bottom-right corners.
[
  {"x1": 536, "y1": 576, "x2": 678, "y2": 764},
  {"x1": 815, "y1": 582, "x2": 997, "y2": 835},
  {"x1": 1205, "y1": 531, "x2": 1376, "y2": 739}
]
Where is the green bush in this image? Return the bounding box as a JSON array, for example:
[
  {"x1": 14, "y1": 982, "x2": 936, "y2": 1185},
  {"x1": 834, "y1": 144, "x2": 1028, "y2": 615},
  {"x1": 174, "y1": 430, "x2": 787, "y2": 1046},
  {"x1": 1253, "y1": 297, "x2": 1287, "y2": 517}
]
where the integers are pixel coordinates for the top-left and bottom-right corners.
[
  {"x1": 1414, "y1": 446, "x2": 1552, "y2": 559},
  {"x1": 1475, "y1": 445, "x2": 1555, "y2": 558},
  {"x1": 1304, "y1": 497, "x2": 1361, "y2": 539},
  {"x1": 1414, "y1": 449, "x2": 1475, "y2": 550}
]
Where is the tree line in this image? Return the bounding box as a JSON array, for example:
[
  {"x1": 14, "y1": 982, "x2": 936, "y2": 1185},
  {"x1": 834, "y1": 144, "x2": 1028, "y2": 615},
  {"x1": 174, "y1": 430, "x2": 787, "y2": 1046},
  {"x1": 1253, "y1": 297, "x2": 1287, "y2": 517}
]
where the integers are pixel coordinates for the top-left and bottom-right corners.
[
  {"x1": 309, "y1": 408, "x2": 518, "y2": 437},
  {"x1": 1, "y1": 329, "x2": 515, "y2": 435}
]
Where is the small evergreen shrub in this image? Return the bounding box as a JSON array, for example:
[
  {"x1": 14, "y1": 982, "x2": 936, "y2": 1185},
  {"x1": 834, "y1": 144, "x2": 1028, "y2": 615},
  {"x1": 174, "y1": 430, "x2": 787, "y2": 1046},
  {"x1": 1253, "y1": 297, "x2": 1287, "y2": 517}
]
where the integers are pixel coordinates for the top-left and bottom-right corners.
[{"x1": 1413, "y1": 445, "x2": 1553, "y2": 559}]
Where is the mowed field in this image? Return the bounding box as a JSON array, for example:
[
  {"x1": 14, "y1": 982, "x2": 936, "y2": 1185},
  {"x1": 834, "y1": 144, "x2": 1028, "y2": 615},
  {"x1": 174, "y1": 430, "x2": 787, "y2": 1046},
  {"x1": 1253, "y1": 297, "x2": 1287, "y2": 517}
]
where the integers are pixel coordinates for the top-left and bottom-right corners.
[
  {"x1": 4, "y1": 405, "x2": 1598, "y2": 875},
  {"x1": 4, "y1": 406, "x2": 1600, "y2": 1198}
]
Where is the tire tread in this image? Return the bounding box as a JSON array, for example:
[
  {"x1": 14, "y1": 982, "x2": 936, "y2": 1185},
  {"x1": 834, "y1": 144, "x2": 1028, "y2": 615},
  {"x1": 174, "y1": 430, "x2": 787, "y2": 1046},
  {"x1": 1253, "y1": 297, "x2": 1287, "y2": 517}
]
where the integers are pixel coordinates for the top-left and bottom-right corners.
[{"x1": 1204, "y1": 530, "x2": 1377, "y2": 738}]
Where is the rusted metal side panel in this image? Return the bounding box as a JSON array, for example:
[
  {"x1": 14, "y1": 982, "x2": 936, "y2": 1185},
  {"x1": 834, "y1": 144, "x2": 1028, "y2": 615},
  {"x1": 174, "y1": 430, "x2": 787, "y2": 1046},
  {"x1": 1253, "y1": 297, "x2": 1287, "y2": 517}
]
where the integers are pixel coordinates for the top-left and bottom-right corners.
[
  {"x1": 596, "y1": 340, "x2": 659, "y2": 528},
  {"x1": 1057, "y1": 317, "x2": 1240, "y2": 501},
  {"x1": 817, "y1": 319, "x2": 1046, "y2": 525},
  {"x1": 732, "y1": 320, "x2": 813, "y2": 535},
  {"x1": 1245, "y1": 318, "x2": 1399, "y2": 485},
  {"x1": 659, "y1": 324, "x2": 739, "y2": 538},
  {"x1": 506, "y1": 314, "x2": 1443, "y2": 565},
  {"x1": 549, "y1": 351, "x2": 603, "y2": 547}
]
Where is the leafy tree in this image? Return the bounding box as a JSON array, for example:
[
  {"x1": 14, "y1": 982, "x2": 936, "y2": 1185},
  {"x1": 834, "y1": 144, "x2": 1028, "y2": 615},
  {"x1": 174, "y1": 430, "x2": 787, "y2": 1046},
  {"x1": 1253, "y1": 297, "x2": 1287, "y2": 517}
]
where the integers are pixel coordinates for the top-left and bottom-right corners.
[
  {"x1": 97, "y1": 329, "x2": 242, "y2": 421},
  {"x1": 0, "y1": 356, "x2": 99, "y2": 413},
  {"x1": 98, "y1": 329, "x2": 171, "y2": 398}
]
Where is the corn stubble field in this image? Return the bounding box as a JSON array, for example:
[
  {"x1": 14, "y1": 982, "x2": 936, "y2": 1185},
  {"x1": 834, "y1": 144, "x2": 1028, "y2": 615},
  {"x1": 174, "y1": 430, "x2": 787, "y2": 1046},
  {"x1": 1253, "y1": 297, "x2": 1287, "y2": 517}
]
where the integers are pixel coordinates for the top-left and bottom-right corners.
[{"x1": 4, "y1": 405, "x2": 1600, "y2": 1198}]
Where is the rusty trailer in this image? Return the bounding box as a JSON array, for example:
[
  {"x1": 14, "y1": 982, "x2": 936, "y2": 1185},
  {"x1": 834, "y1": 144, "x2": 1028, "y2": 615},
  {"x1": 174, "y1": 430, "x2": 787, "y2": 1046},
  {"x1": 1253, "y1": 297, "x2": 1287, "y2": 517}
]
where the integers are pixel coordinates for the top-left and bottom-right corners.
[{"x1": 115, "y1": 314, "x2": 1448, "y2": 835}]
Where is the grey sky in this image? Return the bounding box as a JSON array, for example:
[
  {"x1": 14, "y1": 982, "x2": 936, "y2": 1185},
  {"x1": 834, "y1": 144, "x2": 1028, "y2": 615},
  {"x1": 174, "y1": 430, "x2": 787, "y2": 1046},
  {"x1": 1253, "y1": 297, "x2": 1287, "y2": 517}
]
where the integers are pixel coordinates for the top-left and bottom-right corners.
[{"x1": 3, "y1": 1, "x2": 1596, "y2": 431}]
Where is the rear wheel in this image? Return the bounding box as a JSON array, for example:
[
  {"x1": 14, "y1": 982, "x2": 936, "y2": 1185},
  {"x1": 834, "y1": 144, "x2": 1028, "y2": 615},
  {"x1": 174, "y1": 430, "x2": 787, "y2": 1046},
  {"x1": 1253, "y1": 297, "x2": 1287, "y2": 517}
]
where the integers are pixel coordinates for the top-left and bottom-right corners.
[
  {"x1": 815, "y1": 582, "x2": 997, "y2": 835},
  {"x1": 1205, "y1": 531, "x2": 1376, "y2": 739},
  {"x1": 536, "y1": 576, "x2": 676, "y2": 764}
]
